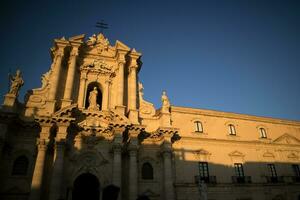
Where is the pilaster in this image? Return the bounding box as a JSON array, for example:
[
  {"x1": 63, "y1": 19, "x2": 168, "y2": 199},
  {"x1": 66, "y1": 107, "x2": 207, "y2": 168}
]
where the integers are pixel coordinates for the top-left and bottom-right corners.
[
  {"x1": 78, "y1": 72, "x2": 87, "y2": 109},
  {"x1": 62, "y1": 41, "x2": 81, "y2": 107},
  {"x1": 115, "y1": 60, "x2": 126, "y2": 115},
  {"x1": 103, "y1": 79, "x2": 111, "y2": 111},
  {"x1": 128, "y1": 125, "x2": 144, "y2": 200},
  {"x1": 159, "y1": 127, "x2": 178, "y2": 200},
  {"x1": 112, "y1": 125, "x2": 125, "y2": 200},
  {"x1": 46, "y1": 40, "x2": 68, "y2": 113},
  {"x1": 29, "y1": 121, "x2": 53, "y2": 200},
  {"x1": 49, "y1": 120, "x2": 70, "y2": 200}
]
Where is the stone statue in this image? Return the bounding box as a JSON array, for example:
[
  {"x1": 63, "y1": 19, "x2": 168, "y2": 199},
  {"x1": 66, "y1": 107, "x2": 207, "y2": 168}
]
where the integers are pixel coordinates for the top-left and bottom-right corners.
[
  {"x1": 161, "y1": 90, "x2": 170, "y2": 113},
  {"x1": 88, "y1": 87, "x2": 99, "y2": 111},
  {"x1": 9, "y1": 69, "x2": 24, "y2": 96}
]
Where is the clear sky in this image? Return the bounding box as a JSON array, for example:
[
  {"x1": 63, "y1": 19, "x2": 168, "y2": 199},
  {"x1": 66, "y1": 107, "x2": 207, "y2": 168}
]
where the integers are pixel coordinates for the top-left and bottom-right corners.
[{"x1": 0, "y1": 0, "x2": 299, "y2": 120}]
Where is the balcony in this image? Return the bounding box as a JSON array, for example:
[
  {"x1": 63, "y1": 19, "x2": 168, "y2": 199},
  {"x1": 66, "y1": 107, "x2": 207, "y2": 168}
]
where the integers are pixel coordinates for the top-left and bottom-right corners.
[
  {"x1": 194, "y1": 175, "x2": 217, "y2": 184},
  {"x1": 232, "y1": 176, "x2": 252, "y2": 184},
  {"x1": 265, "y1": 176, "x2": 284, "y2": 183}
]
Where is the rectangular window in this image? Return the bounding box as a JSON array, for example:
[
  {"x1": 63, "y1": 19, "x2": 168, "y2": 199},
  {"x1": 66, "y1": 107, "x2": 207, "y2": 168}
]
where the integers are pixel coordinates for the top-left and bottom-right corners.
[
  {"x1": 260, "y1": 128, "x2": 267, "y2": 138},
  {"x1": 268, "y1": 164, "x2": 277, "y2": 177},
  {"x1": 194, "y1": 121, "x2": 203, "y2": 133},
  {"x1": 229, "y1": 124, "x2": 236, "y2": 135},
  {"x1": 292, "y1": 164, "x2": 300, "y2": 177},
  {"x1": 198, "y1": 162, "x2": 209, "y2": 178},
  {"x1": 234, "y1": 163, "x2": 244, "y2": 177}
]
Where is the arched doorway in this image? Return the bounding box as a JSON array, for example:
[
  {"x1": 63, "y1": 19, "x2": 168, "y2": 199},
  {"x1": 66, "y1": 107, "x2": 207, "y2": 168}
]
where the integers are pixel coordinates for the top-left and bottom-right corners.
[
  {"x1": 72, "y1": 173, "x2": 100, "y2": 200},
  {"x1": 85, "y1": 82, "x2": 102, "y2": 110}
]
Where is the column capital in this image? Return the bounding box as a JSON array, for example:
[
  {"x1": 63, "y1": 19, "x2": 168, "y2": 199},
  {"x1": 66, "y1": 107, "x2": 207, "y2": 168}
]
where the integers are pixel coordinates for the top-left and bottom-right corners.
[
  {"x1": 112, "y1": 143, "x2": 122, "y2": 153},
  {"x1": 70, "y1": 47, "x2": 79, "y2": 57},
  {"x1": 128, "y1": 125, "x2": 145, "y2": 137},
  {"x1": 128, "y1": 145, "x2": 138, "y2": 156},
  {"x1": 162, "y1": 148, "x2": 172, "y2": 158},
  {"x1": 37, "y1": 138, "x2": 49, "y2": 151},
  {"x1": 128, "y1": 65, "x2": 138, "y2": 74}
]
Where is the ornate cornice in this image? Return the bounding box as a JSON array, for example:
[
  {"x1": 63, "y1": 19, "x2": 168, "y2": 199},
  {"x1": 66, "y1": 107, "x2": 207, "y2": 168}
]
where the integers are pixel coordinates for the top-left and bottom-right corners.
[{"x1": 171, "y1": 106, "x2": 300, "y2": 126}]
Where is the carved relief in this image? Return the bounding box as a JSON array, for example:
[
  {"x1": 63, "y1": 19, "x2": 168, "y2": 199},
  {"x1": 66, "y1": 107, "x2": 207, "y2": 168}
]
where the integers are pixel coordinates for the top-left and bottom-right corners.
[
  {"x1": 229, "y1": 150, "x2": 245, "y2": 163},
  {"x1": 194, "y1": 149, "x2": 211, "y2": 161},
  {"x1": 273, "y1": 133, "x2": 300, "y2": 145},
  {"x1": 81, "y1": 59, "x2": 114, "y2": 76},
  {"x1": 86, "y1": 33, "x2": 114, "y2": 57}
]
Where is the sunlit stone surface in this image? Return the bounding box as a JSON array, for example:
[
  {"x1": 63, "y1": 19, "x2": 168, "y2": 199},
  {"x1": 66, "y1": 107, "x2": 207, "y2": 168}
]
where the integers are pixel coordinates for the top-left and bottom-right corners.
[{"x1": 0, "y1": 33, "x2": 300, "y2": 200}]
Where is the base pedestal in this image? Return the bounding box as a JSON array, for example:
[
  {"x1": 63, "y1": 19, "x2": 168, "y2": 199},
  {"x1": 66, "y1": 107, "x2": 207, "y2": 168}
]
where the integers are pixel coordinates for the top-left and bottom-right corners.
[
  {"x1": 2, "y1": 94, "x2": 18, "y2": 112},
  {"x1": 61, "y1": 99, "x2": 72, "y2": 108},
  {"x1": 128, "y1": 109, "x2": 139, "y2": 124}
]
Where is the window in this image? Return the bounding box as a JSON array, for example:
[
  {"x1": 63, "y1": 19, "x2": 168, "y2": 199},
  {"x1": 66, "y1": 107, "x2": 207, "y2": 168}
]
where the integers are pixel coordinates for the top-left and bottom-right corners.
[
  {"x1": 228, "y1": 124, "x2": 236, "y2": 135},
  {"x1": 234, "y1": 163, "x2": 244, "y2": 177},
  {"x1": 194, "y1": 121, "x2": 203, "y2": 133},
  {"x1": 292, "y1": 164, "x2": 300, "y2": 177},
  {"x1": 141, "y1": 162, "x2": 153, "y2": 180},
  {"x1": 198, "y1": 162, "x2": 209, "y2": 178},
  {"x1": 12, "y1": 155, "x2": 29, "y2": 176},
  {"x1": 268, "y1": 164, "x2": 277, "y2": 177},
  {"x1": 259, "y1": 128, "x2": 267, "y2": 138}
]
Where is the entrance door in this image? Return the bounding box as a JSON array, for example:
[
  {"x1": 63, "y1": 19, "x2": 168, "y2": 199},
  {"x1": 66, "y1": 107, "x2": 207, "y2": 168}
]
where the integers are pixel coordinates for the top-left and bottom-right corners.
[{"x1": 72, "y1": 173, "x2": 100, "y2": 200}]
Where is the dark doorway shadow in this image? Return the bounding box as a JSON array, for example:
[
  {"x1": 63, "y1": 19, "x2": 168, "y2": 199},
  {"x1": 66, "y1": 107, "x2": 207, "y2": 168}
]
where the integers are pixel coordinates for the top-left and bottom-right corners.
[
  {"x1": 102, "y1": 184, "x2": 120, "y2": 200},
  {"x1": 72, "y1": 173, "x2": 100, "y2": 200},
  {"x1": 137, "y1": 195, "x2": 150, "y2": 200}
]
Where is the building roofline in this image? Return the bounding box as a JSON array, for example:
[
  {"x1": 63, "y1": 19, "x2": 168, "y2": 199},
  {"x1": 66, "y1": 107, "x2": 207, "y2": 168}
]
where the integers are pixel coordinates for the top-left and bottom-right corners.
[{"x1": 171, "y1": 105, "x2": 300, "y2": 126}]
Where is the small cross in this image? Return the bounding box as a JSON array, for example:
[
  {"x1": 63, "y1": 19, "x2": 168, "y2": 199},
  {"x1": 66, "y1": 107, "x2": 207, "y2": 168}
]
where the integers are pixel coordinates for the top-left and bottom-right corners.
[{"x1": 95, "y1": 20, "x2": 109, "y2": 34}]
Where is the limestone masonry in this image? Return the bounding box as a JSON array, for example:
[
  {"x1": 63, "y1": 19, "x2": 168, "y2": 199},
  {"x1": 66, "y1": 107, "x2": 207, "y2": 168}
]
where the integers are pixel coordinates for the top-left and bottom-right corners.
[{"x1": 0, "y1": 33, "x2": 299, "y2": 200}]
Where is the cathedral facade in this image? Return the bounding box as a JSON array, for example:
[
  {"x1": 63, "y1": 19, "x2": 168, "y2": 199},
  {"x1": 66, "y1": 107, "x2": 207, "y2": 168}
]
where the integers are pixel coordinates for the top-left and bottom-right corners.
[{"x1": 0, "y1": 33, "x2": 300, "y2": 200}]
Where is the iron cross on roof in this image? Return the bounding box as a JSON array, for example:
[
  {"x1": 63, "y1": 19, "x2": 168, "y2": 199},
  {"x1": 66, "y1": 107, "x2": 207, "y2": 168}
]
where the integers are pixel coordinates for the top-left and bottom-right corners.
[{"x1": 95, "y1": 20, "x2": 109, "y2": 34}]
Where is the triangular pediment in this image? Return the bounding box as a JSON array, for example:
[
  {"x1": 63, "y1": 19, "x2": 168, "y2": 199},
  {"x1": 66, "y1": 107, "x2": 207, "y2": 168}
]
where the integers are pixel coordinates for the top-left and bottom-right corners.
[
  {"x1": 194, "y1": 149, "x2": 211, "y2": 155},
  {"x1": 273, "y1": 133, "x2": 300, "y2": 145},
  {"x1": 229, "y1": 150, "x2": 245, "y2": 157},
  {"x1": 115, "y1": 40, "x2": 130, "y2": 51},
  {"x1": 287, "y1": 152, "x2": 299, "y2": 160}
]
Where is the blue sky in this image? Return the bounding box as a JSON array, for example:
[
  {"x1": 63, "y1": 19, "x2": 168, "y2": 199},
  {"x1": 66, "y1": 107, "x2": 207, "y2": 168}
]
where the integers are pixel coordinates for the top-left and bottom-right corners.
[{"x1": 0, "y1": 0, "x2": 299, "y2": 120}]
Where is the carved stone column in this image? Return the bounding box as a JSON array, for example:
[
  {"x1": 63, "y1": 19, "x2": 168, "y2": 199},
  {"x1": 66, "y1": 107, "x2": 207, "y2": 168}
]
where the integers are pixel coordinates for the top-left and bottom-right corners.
[
  {"x1": 103, "y1": 80, "x2": 111, "y2": 111},
  {"x1": 62, "y1": 43, "x2": 80, "y2": 107},
  {"x1": 47, "y1": 41, "x2": 68, "y2": 113},
  {"x1": 128, "y1": 126, "x2": 142, "y2": 200},
  {"x1": 162, "y1": 149, "x2": 174, "y2": 200},
  {"x1": 29, "y1": 122, "x2": 52, "y2": 200},
  {"x1": 49, "y1": 122, "x2": 69, "y2": 200},
  {"x1": 115, "y1": 61, "x2": 126, "y2": 115},
  {"x1": 128, "y1": 66, "x2": 137, "y2": 110},
  {"x1": 161, "y1": 129, "x2": 176, "y2": 200},
  {"x1": 128, "y1": 65, "x2": 138, "y2": 124},
  {"x1": 78, "y1": 72, "x2": 87, "y2": 109},
  {"x1": 112, "y1": 126, "x2": 124, "y2": 200},
  {"x1": 128, "y1": 146, "x2": 138, "y2": 200}
]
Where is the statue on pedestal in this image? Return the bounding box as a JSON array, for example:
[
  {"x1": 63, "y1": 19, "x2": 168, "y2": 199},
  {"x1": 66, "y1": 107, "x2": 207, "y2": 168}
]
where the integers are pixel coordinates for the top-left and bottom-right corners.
[
  {"x1": 9, "y1": 69, "x2": 24, "y2": 96},
  {"x1": 161, "y1": 91, "x2": 170, "y2": 113},
  {"x1": 88, "y1": 87, "x2": 99, "y2": 111}
]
